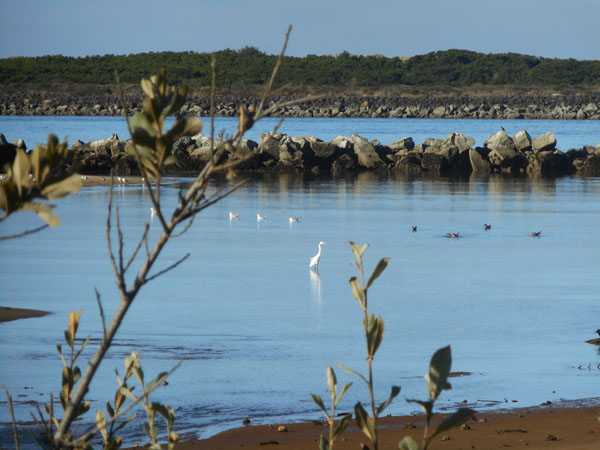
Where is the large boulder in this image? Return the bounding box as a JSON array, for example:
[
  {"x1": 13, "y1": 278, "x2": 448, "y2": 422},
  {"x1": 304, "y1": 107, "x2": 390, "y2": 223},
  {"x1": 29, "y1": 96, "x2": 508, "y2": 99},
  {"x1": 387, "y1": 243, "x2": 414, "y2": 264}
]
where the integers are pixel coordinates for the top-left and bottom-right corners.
[
  {"x1": 484, "y1": 130, "x2": 516, "y2": 152},
  {"x1": 389, "y1": 137, "x2": 415, "y2": 152},
  {"x1": 331, "y1": 154, "x2": 356, "y2": 174},
  {"x1": 421, "y1": 152, "x2": 450, "y2": 175},
  {"x1": 444, "y1": 132, "x2": 475, "y2": 152},
  {"x1": 394, "y1": 152, "x2": 422, "y2": 174},
  {"x1": 526, "y1": 150, "x2": 573, "y2": 176},
  {"x1": 350, "y1": 134, "x2": 385, "y2": 169},
  {"x1": 513, "y1": 129, "x2": 532, "y2": 152},
  {"x1": 488, "y1": 147, "x2": 527, "y2": 173},
  {"x1": 331, "y1": 135, "x2": 353, "y2": 150},
  {"x1": 579, "y1": 153, "x2": 600, "y2": 176},
  {"x1": 469, "y1": 148, "x2": 491, "y2": 175},
  {"x1": 532, "y1": 132, "x2": 557, "y2": 152}
]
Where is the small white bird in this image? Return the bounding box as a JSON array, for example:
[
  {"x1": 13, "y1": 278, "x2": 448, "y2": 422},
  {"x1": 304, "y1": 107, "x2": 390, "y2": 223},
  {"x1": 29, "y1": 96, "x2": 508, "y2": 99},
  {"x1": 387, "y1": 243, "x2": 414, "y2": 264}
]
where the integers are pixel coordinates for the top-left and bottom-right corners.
[
  {"x1": 257, "y1": 213, "x2": 267, "y2": 221},
  {"x1": 309, "y1": 241, "x2": 327, "y2": 271},
  {"x1": 150, "y1": 207, "x2": 155, "y2": 218},
  {"x1": 289, "y1": 216, "x2": 301, "y2": 223},
  {"x1": 229, "y1": 211, "x2": 240, "y2": 220}
]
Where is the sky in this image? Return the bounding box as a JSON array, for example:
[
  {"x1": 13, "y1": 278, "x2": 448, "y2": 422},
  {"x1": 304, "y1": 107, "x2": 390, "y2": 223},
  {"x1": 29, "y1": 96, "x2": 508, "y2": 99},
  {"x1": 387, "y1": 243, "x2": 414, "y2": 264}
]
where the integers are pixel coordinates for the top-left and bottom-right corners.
[{"x1": 1, "y1": 0, "x2": 599, "y2": 60}]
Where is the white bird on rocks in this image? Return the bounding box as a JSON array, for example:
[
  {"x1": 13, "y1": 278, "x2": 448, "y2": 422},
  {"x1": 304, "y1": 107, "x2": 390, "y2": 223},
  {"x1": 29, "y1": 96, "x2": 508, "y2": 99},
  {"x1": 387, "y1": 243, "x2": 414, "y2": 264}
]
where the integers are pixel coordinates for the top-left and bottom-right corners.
[
  {"x1": 257, "y1": 213, "x2": 267, "y2": 221},
  {"x1": 229, "y1": 211, "x2": 240, "y2": 220},
  {"x1": 309, "y1": 241, "x2": 327, "y2": 271},
  {"x1": 289, "y1": 216, "x2": 301, "y2": 223}
]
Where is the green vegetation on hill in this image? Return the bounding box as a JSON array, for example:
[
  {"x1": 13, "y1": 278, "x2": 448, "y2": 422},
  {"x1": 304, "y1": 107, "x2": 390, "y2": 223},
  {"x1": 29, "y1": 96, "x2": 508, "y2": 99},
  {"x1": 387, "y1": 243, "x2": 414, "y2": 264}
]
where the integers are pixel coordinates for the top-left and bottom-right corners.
[{"x1": 1, "y1": 48, "x2": 599, "y2": 89}]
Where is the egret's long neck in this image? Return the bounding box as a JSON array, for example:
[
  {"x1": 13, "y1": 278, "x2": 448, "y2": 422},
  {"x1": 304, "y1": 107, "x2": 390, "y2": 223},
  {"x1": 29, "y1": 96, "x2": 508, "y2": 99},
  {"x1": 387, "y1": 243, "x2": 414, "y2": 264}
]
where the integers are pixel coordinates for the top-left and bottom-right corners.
[{"x1": 317, "y1": 244, "x2": 323, "y2": 257}]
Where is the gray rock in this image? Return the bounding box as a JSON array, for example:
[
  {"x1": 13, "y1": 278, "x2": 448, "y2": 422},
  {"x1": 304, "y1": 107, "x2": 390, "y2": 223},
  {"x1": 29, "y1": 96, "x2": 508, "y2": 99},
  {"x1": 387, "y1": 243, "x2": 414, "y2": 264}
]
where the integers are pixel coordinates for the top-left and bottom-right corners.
[
  {"x1": 351, "y1": 134, "x2": 385, "y2": 169},
  {"x1": 389, "y1": 137, "x2": 415, "y2": 151},
  {"x1": 488, "y1": 147, "x2": 527, "y2": 173},
  {"x1": 444, "y1": 132, "x2": 475, "y2": 152},
  {"x1": 532, "y1": 132, "x2": 557, "y2": 152},
  {"x1": 513, "y1": 129, "x2": 532, "y2": 152},
  {"x1": 332, "y1": 154, "x2": 356, "y2": 173},
  {"x1": 484, "y1": 130, "x2": 516, "y2": 152},
  {"x1": 310, "y1": 141, "x2": 337, "y2": 160},
  {"x1": 422, "y1": 152, "x2": 449, "y2": 175},
  {"x1": 331, "y1": 135, "x2": 353, "y2": 150},
  {"x1": 469, "y1": 149, "x2": 491, "y2": 175},
  {"x1": 527, "y1": 150, "x2": 572, "y2": 176}
]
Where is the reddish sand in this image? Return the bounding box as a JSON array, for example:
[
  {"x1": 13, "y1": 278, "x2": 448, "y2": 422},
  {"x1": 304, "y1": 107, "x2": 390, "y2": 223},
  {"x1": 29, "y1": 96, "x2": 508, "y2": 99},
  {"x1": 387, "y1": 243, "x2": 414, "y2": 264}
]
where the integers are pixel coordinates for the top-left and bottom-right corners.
[{"x1": 176, "y1": 405, "x2": 600, "y2": 450}]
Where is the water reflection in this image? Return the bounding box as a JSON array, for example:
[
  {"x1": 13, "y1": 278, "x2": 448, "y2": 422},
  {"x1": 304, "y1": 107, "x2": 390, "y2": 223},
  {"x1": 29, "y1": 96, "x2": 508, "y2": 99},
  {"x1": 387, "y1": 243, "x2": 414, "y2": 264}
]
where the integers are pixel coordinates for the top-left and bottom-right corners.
[{"x1": 309, "y1": 269, "x2": 322, "y2": 302}]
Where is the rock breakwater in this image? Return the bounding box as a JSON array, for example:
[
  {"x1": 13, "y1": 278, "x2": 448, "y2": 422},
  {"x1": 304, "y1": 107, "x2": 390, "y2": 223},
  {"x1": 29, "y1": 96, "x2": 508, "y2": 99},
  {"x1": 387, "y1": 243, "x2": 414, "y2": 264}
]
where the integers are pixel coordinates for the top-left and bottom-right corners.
[
  {"x1": 1, "y1": 92, "x2": 600, "y2": 120},
  {"x1": 2, "y1": 129, "x2": 599, "y2": 178}
]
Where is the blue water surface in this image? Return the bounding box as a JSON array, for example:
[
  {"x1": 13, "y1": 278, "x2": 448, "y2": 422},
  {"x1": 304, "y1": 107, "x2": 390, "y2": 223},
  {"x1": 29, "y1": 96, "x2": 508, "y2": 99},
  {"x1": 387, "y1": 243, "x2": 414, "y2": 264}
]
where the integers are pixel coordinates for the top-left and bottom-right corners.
[{"x1": 1, "y1": 171, "x2": 600, "y2": 445}]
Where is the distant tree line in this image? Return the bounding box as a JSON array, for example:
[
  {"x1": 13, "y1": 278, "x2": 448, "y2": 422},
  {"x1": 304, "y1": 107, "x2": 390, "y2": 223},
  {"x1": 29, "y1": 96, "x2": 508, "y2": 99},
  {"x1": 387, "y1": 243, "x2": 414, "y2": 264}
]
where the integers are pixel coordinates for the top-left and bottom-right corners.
[{"x1": 1, "y1": 48, "x2": 599, "y2": 89}]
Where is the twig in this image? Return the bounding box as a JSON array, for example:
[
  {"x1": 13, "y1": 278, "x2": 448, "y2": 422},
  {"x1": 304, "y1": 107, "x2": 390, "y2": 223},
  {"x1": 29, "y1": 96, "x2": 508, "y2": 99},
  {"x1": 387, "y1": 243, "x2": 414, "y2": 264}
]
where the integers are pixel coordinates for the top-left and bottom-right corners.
[
  {"x1": 94, "y1": 288, "x2": 107, "y2": 342},
  {"x1": 3, "y1": 386, "x2": 20, "y2": 450},
  {"x1": 257, "y1": 25, "x2": 292, "y2": 116},
  {"x1": 145, "y1": 253, "x2": 190, "y2": 283},
  {"x1": 0, "y1": 224, "x2": 49, "y2": 240},
  {"x1": 210, "y1": 56, "x2": 217, "y2": 162},
  {"x1": 124, "y1": 223, "x2": 150, "y2": 272}
]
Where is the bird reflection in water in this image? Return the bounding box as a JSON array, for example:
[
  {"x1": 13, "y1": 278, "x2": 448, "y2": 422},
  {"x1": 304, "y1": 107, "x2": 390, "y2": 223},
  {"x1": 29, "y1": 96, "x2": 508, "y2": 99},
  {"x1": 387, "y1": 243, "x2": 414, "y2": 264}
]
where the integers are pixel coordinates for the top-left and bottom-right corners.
[{"x1": 310, "y1": 269, "x2": 322, "y2": 302}]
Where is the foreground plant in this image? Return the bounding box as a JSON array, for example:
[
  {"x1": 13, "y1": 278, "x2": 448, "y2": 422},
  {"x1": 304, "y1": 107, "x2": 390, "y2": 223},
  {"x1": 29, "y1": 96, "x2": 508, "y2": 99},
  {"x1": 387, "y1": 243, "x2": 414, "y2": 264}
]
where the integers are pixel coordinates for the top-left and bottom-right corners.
[
  {"x1": 340, "y1": 242, "x2": 398, "y2": 450},
  {"x1": 310, "y1": 366, "x2": 352, "y2": 450},
  {"x1": 0, "y1": 135, "x2": 82, "y2": 239},
  {"x1": 399, "y1": 346, "x2": 474, "y2": 450}
]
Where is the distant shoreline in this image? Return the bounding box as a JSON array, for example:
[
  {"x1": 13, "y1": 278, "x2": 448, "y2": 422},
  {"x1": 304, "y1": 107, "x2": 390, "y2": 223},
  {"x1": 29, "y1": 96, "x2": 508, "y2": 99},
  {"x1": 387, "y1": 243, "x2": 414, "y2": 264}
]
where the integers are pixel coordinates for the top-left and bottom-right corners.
[{"x1": 1, "y1": 91, "x2": 599, "y2": 120}]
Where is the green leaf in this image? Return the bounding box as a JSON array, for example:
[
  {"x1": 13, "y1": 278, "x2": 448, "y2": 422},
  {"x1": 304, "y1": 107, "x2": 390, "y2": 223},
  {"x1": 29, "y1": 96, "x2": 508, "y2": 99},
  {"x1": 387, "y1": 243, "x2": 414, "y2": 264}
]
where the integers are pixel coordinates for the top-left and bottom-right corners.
[
  {"x1": 12, "y1": 149, "x2": 31, "y2": 196},
  {"x1": 334, "y1": 382, "x2": 353, "y2": 408},
  {"x1": 430, "y1": 408, "x2": 475, "y2": 440},
  {"x1": 406, "y1": 399, "x2": 433, "y2": 417},
  {"x1": 310, "y1": 393, "x2": 328, "y2": 417},
  {"x1": 348, "y1": 241, "x2": 367, "y2": 264},
  {"x1": 118, "y1": 386, "x2": 137, "y2": 402},
  {"x1": 367, "y1": 257, "x2": 390, "y2": 288},
  {"x1": 399, "y1": 436, "x2": 420, "y2": 450},
  {"x1": 151, "y1": 402, "x2": 175, "y2": 426},
  {"x1": 366, "y1": 315, "x2": 385, "y2": 358},
  {"x1": 40, "y1": 174, "x2": 83, "y2": 199},
  {"x1": 131, "y1": 127, "x2": 157, "y2": 149},
  {"x1": 106, "y1": 401, "x2": 115, "y2": 418},
  {"x1": 376, "y1": 385, "x2": 401, "y2": 416},
  {"x1": 339, "y1": 362, "x2": 368, "y2": 385},
  {"x1": 349, "y1": 277, "x2": 366, "y2": 309},
  {"x1": 326, "y1": 366, "x2": 337, "y2": 396},
  {"x1": 130, "y1": 111, "x2": 157, "y2": 138},
  {"x1": 96, "y1": 409, "x2": 107, "y2": 429},
  {"x1": 354, "y1": 402, "x2": 375, "y2": 442},
  {"x1": 140, "y1": 78, "x2": 155, "y2": 98},
  {"x1": 332, "y1": 413, "x2": 351, "y2": 440},
  {"x1": 427, "y1": 346, "x2": 452, "y2": 398}
]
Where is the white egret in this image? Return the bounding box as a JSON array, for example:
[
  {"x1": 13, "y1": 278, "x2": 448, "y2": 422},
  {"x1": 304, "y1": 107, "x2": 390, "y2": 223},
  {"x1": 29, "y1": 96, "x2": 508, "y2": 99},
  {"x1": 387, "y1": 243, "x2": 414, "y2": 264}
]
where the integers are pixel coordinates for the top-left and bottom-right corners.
[
  {"x1": 257, "y1": 213, "x2": 267, "y2": 221},
  {"x1": 150, "y1": 207, "x2": 155, "y2": 218},
  {"x1": 229, "y1": 211, "x2": 240, "y2": 220},
  {"x1": 289, "y1": 216, "x2": 301, "y2": 223},
  {"x1": 309, "y1": 241, "x2": 327, "y2": 271}
]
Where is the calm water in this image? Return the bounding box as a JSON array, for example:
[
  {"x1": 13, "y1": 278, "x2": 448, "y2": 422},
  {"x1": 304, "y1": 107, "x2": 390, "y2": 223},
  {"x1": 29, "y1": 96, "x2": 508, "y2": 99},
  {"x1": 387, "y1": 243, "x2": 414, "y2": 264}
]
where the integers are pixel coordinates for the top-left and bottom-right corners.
[
  {"x1": 0, "y1": 115, "x2": 599, "y2": 150},
  {"x1": 1, "y1": 171, "x2": 600, "y2": 446}
]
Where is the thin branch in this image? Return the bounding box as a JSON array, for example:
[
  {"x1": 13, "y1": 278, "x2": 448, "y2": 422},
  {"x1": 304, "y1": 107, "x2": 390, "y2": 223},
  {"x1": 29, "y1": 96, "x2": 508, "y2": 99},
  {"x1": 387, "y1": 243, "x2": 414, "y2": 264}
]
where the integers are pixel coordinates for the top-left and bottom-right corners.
[
  {"x1": 116, "y1": 206, "x2": 124, "y2": 275},
  {"x1": 144, "y1": 253, "x2": 190, "y2": 283},
  {"x1": 94, "y1": 289, "x2": 107, "y2": 342},
  {"x1": 210, "y1": 56, "x2": 217, "y2": 162},
  {"x1": 106, "y1": 175, "x2": 124, "y2": 293},
  {"x1": 124, "y1": 223, "x2": 149, "y2": 272},
  {"x1": 0, "y1": 224, "x2": 49, "y2": 240},
  {"x1": 3, "y1": 386, "x2": 20, "y2": 450},
  {"x1": 257, "y1": 25, "x2": 292, "y2": 116}
]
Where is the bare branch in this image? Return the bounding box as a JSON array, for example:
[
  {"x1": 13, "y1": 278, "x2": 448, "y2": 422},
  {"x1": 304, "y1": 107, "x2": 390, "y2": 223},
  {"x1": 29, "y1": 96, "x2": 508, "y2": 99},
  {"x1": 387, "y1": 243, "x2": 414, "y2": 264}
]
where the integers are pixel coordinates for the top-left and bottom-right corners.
[
  {"x1": 94, "y1": 288, "x2": 107, "y2": 342},
  {"x1": 116, "y1": 206, "x2": 124, "y2": 275},
  {"x1": 124, "y1": 223, "x2": 149, "y2": 272},
  {"x1": 144, "y1": 253, "x2": 190, "y2": 283},
  {"x1": 210, "y1": 56, "x2": 217, "y2": 162},
  {"x1": 0, "y1": 224, "x2": 49, "y2": 241},
  {"x1": 257, "y1": 24, "x2": 292, "y2": 116}
]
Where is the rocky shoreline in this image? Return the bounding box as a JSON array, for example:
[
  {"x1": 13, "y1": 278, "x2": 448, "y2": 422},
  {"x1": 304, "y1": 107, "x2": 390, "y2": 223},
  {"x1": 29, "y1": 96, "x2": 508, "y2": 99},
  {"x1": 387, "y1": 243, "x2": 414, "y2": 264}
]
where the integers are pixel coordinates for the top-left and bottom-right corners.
[
  {"x1": 1, "y1": 92, "x2": 600, "y2": 120},
  {"x1": 2, "y1": 127, "x2": 599, "y2": 178}
]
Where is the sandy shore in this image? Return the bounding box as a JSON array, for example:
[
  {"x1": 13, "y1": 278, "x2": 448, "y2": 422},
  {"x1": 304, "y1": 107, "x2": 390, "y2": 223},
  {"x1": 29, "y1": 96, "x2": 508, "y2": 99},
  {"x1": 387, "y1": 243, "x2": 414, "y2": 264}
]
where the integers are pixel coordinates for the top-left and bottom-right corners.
[{"x1": 176, "y1": 404, "x2": 600, "y2": 450}]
